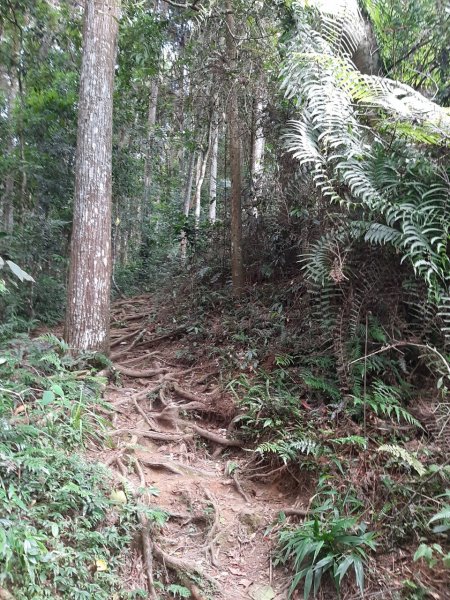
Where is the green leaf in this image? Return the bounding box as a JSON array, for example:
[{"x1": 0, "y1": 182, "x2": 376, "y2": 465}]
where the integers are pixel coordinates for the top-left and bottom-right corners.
[
  {"x1": 353, "y1": 556, "x2": 364, "y2": 592},
  {"x1": 51, "y1": 384, "x2": 65, "y2": 398},
  {"x1": 40, "y1": 390, "x2": 56, "y2": 405},
  {"x1": 6, "y1": 260, "x2": 35, "y2": 282},
  {"x1": 335, "y1": 555, "x2": 354, "y2": 584},
  {"x1": 303, "y1": 568, "x2": 313, "y2": 600}
]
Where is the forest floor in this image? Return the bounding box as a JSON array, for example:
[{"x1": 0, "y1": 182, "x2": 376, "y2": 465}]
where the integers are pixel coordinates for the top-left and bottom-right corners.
[{"x1": 93, "y1": 293, "x2": 311, "y2": 600}]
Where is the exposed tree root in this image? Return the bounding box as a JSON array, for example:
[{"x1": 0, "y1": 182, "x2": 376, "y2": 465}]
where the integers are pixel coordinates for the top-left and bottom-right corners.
[
  {"x1": 231, "y1": 473, "x2": 250, "y2": 503},
  {"x1": 133, "y1": 397, "x2": 161, "y2": 431},
  {"x1": 135, "y1": 326, "x2": 187, "y2": 348},
  {"x1": 204, "y1": 489, "x2": 220, "y2": 567},
  {"x1": 139, "y1": 514, "x2": 157, "y2": 600},
  {"x1": 109, "y1": 428, "x2": 192, "y2": 443},
  {"x1": 110, "y1": 327, "x2": 142, "y2": 347},
  {"x1": 172, "y1": 383, "x2": 205, "y2": 403},
  {"x1": 110, "y1": 330, "x2": 147, "y2": 360},
  {"x1": 152, "y1": 543, "x2": 216, "y2": 587},
  {"x1": 113, "y1": 365, "x2": 172, "y2": 378},
  {"x1": 184, "y1": 422, "x2": 243, "y2": 447},
  {"x1": 138, "y1": 456, "x2": 184, "y2": 476},
  {"x1": 278, "y1": 508, "x2": 309, "y2": 517},
  {"x1": 116, "y1": 351, "x2": 160, "y2": 367}
]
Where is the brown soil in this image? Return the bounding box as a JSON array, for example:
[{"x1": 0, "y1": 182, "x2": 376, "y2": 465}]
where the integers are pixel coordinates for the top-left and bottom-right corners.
[{"x1": 92, "y1": 295, "x2": 313, "y2": 599}]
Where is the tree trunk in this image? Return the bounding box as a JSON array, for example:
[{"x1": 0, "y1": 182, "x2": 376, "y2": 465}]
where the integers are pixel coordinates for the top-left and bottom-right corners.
[
  {"x1": 250, "y1": 88, "x2": 265, "y2": 218},
  {"x1": 65, "y1": 0, "x2": 120, "y2": 354},
  {"x1": 226, "y1": 0, "x2": 244, "y2": 295},
  {"x1": 209, "y1": 110, "x2": 219, "y2": 224},
  {"x1": 0, "y1": 30, "x2": 19, "y2": 233},
  {"x1": 143, "y1": 79, "x2": 159, "y2": 211},
  {"x1": 180, "y1": 151, "x2": 196, "y2": 261},
  {"x1": 194, "y1": 121, "x2": 213, "y2": 228}
]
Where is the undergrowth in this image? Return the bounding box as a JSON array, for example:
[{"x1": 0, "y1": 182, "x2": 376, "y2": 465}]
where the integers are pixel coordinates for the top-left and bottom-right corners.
[
  {"x1": 146, "y1": 269, "x2": 450, "y2": 598},
  {"x1": 0, "y1": 334, "x2": 148, "y2": 599}
]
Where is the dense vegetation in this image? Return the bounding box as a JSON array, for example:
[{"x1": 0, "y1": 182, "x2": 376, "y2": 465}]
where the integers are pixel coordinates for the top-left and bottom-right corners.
[{"x1": 1, "y1": 0, "x2": 449, "y2": 598}]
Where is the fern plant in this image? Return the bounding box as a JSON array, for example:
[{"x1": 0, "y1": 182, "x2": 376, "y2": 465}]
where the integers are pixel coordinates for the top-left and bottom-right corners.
[
  {"x1": 256, "y1": 437, "x2": 319, "y2": 464},
  {"x1": 351, "y1": 379, "x2": 421, "y2": 428},
  {"x1": 282, "y1": 0, "x2": 450, "y2": 340},
  {"x1": 378, "y1": 444, "x2": 426, "y2": 476}
]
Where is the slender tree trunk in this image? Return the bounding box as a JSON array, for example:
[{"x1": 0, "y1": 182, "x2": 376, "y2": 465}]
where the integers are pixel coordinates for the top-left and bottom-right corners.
[
  {"x1": 194, "y1": 122, "x2": 213, "y2": 227},
  {"x1": 0, "y1": 31, "x2": 19, "y2": 233},
  {"x1": 226, "y1": 0, "x2": 244, "y2": 295},
  {"x1": 65, "y1": 0, "x2": 120, "y2": 353},
  {"x1": 142, "y1": 78, "x2": 159, "y2": 212},
  {"x1": 250, "y1": 86, "x2": 265, "y2": 218},
  {"x1": 180, "y1": 151, "x2": 196, "y2": 260},
  {"x1": 209, "y1": 110, "x2": 219, "y2": 224}
]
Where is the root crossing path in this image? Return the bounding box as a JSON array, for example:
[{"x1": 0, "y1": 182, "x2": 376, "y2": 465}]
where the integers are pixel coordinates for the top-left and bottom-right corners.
[{"x1": 93, "y1": 295, "x2": 308, "y2": 600}]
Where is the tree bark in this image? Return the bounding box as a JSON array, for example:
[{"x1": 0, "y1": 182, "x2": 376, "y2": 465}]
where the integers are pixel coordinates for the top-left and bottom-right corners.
[
  {"x1": 209, "y1": 109, "x2": 219, "y2": 223},
  {"x1": 143, "y1": 78, "x2": 159, "y2": 214},
  {"x1": 0, "y1": 29, "x2": 19, "y2": 233},
  {"x1": 180, "y1": 151, "x2": 196, "y2": 260},
  {"x1": 194, "y1": 120, "x2": 213, "y2": 227},
  {"x1": 250, "y1": 85, "x2": 265, "y2": 218},
  {"x1": 226, "y1": 0, "x2": 244, "y2": 295},
  {"x1": 65, "y1": 0, "x2": 120, "y2": 354}
]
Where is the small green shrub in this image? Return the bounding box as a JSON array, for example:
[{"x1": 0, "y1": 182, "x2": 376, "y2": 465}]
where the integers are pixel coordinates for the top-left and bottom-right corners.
[{"x1": 277, "y1": 513, "x2": 376, "y2": 599}]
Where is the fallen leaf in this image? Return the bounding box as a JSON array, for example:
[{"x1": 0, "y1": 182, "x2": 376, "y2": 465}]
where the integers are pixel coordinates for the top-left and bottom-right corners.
[
  {"x1": 248, "y1": 583, "x2": 276, "y2": 600},
  {"x1": 110, "y1": 490, "x2": 127, "y2": 505},
  {"x1": 95, "y1": 559, "x2": 108, "y2": 572}
]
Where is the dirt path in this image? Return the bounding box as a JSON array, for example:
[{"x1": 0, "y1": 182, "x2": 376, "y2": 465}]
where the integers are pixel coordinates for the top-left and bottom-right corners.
[{"x1": 93, "y1": 295, "x2": 311, "y2": 599}]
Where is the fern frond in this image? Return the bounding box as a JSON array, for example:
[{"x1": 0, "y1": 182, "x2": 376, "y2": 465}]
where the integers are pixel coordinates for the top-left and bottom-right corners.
[
  {"x1": 256, "y1": 438, "x2": 319, "y2": 464},
  {"x1": 378, "y1": 443, "x2": 426, "y2": 476}
]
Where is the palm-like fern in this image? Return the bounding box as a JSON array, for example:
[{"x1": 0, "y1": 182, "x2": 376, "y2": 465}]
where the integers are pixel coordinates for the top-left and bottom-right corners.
[{"x1": 282, "y1": 0, "x2": 450, "y2": 339}]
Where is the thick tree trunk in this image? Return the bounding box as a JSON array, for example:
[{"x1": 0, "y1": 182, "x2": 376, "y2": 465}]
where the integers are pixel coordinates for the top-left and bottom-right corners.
[
  {"x1": 226, "y1": 0, "x2": 244, "y2": 295},
  {"x1": 209, "y1": 110, "x2": 219, "y2": 224},
  {"x1": 65, "y1": 0, "x2": 120, "y2": 353}
]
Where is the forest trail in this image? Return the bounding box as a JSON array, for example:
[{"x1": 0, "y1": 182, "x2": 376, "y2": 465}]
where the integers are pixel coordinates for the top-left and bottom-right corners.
[{"x1": 93, "y1": 295, "x2": 310, "y2": 600}]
